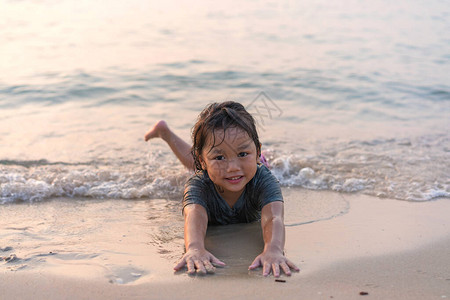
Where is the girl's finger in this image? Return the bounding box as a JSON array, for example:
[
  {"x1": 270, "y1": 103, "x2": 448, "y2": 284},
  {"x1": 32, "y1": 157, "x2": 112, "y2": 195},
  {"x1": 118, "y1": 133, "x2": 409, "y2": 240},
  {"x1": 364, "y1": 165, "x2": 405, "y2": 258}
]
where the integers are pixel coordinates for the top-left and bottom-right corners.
[
  {"x1": 211, "y1": 255, "x2": 226, "y2": 267},
  {"x1": 280, "y1": 262, "x2": 292, "y2": 276},
  {"x1": 194, "y1": 259, "x2": 207, "y2": 275},
  {"x1": 263, "y1": 262, "x2": 271, "y2": 276},
  {"x1": 248, "y1": 256, "x2": 261, "y2": 270},
  {"x1": 173, "y1": 258, "x2": 186, "y2": 271},
  {"x1": 186, "y1": 259, "x2": 196, "y2": 275},
  {"x1": 203, "y1": 260, "x2": 216, "y2": 273},
  {"x1": 272, "y1": 263, "x2": 281, "y2": 278},
  {"x1": 286, "y1": 259, "x2": 300, "y2": 272}
]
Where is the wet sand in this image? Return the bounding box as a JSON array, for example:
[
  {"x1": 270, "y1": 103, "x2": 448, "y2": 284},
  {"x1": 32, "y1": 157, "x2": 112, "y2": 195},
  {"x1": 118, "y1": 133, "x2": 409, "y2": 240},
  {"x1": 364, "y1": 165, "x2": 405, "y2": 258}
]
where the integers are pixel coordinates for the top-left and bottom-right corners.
[{"x1": 1, "y1": 190, "x2": 449, "y2": 299}]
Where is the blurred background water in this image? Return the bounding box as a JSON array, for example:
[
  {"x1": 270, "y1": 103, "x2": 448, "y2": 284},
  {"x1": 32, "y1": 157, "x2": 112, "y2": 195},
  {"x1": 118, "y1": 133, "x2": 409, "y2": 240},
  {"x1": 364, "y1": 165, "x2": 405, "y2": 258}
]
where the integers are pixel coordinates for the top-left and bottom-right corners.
[{"x1": 0, "y1": 0, "x2": 449, "y2": 203}]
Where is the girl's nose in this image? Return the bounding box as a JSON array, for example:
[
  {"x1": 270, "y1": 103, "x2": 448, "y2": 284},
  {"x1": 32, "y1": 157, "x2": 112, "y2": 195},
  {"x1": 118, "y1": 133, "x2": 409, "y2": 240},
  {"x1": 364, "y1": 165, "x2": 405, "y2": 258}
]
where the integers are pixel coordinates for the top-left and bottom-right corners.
[{"x1": 226, "y1": 158, "x2": 240, "y2": 172}]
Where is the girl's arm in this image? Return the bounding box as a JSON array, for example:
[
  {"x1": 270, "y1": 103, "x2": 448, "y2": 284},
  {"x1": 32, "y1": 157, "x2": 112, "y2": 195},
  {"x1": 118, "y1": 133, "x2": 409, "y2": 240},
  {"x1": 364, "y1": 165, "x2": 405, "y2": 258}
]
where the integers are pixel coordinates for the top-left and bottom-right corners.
[
  {"x1": 248, "y1": 201, "x2": 300, "y2": 277},
  {"x1": 173, "y1": 204, "x2": 225, "y2": 274}
]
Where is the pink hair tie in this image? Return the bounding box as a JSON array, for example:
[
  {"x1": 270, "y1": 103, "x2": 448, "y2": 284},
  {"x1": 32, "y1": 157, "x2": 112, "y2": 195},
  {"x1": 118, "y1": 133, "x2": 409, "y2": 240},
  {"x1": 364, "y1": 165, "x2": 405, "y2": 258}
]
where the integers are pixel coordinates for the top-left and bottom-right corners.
[{"x1": 260, "y1": 154, "x2": 270, "y2": 168}]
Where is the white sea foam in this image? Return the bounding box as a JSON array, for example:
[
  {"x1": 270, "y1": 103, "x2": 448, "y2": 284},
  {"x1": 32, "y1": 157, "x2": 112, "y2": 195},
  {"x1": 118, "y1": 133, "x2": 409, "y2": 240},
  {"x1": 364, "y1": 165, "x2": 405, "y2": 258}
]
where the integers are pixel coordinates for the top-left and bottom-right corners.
[
  {"x1": 0, "y1": 165, "x2": 190, "y2": 204},
  {"x1": 1, "y1": 133, "x2": 448, "y2": 203}
]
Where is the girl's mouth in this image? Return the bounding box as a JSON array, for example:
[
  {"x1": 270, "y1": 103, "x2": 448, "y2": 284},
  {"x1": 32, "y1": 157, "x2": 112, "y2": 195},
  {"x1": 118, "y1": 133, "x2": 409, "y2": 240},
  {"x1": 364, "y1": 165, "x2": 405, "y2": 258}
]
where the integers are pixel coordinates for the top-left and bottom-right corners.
[{"x1": 226, "y1": 176, "x2": 243, "y2": 184}]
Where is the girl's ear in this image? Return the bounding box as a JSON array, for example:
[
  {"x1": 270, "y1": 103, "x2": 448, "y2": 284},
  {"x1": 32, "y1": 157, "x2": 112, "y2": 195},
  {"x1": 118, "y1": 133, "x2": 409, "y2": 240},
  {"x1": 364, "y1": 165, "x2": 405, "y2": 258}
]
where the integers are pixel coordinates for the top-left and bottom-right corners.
[
  {"x1": 257, "y1": 142, "x2": 262, "y2": 164},
  {"x1": 199, "y1": 155, "x2": 207, "y2": 170}
]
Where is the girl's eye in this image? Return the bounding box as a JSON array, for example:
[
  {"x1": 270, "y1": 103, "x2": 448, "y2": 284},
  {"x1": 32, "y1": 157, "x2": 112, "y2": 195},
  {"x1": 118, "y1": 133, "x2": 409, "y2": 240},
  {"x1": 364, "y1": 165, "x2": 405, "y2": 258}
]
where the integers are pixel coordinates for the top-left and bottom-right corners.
[
  {"x1": 238, "y1": 152, "x2": 248, "y2": 157},
  {"x1": 214, "y1": 155, "x2": 225, "y2": 161}
]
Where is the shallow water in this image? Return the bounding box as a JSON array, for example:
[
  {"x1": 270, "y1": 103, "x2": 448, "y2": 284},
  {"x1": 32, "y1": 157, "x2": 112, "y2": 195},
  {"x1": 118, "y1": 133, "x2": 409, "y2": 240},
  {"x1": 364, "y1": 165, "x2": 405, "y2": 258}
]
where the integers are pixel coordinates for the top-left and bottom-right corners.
[
  {"x1": 0, "y1": 198, "x2": 183, "y2": 281},
  {"x1": 0, "y1": 189, "x2": 348, "y2": 280},
  {"x1": 1, "y1": 0, "x2": 449, "y2": 205}
]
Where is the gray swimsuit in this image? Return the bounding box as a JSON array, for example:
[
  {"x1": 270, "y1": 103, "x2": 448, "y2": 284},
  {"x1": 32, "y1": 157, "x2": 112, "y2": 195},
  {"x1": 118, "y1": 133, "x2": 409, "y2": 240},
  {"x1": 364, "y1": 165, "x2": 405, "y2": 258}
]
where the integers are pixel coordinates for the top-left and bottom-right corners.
[{"x1": 183, "y1": 164, "x2": 283, "y2": 225}]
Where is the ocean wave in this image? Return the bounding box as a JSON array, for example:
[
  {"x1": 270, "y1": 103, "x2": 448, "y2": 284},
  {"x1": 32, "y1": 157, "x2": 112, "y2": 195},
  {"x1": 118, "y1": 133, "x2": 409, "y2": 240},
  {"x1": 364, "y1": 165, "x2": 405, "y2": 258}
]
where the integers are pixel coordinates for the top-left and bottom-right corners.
[
  {"x1": 0, "y1": 165, "x2": 190, "y2": 204},
  {"x1": 269, "y1": 133, "x2": 450, "y2": 201},
  {"x1": 1, "y1": 133, "x2": 448, "y2": 204},
  {"x1": 1, "y1": 65, "x2": 448, "y2": 118}
]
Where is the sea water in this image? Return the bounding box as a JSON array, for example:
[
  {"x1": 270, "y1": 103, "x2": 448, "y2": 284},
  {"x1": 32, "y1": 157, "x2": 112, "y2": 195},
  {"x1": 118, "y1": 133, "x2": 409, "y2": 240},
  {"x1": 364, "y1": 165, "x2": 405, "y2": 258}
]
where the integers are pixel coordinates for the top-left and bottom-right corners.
[{"x1": 1, "y1": 0, "x2": 449, "y2": 205}]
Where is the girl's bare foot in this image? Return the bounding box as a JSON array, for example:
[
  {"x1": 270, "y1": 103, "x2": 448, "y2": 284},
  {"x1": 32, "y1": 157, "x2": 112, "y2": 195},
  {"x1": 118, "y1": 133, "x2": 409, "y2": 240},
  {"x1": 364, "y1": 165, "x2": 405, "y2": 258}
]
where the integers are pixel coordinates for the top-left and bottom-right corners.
[
  {"x1": 144, "y1": 120, "x2": 170, "y2": 141},
  {"x1": 144, "y1": 120, "x2": 194, "y2": 170}
]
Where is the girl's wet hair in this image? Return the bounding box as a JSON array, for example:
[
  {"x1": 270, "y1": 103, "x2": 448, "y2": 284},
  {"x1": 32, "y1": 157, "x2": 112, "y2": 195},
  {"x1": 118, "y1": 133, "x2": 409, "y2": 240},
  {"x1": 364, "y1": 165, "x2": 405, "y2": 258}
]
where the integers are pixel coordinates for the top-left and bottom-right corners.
[{"x1": 191, "y1": 101, "x2": 261, "y2": 171}]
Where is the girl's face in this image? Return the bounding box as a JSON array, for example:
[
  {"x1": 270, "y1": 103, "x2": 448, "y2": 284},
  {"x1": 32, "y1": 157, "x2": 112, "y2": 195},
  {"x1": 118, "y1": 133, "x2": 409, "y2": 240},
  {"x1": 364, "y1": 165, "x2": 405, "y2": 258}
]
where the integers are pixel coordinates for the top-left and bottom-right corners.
[{"x1": 200, "y1": 127, "x2": 259, "y2": 199}]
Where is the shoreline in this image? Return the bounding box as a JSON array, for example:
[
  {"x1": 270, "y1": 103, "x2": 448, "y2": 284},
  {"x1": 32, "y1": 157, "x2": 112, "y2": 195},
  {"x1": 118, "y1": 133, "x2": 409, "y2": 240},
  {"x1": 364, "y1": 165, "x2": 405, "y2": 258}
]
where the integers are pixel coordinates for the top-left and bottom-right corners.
[{"x1": 1, "y1": 190, "x2": 449, "y2": 299}]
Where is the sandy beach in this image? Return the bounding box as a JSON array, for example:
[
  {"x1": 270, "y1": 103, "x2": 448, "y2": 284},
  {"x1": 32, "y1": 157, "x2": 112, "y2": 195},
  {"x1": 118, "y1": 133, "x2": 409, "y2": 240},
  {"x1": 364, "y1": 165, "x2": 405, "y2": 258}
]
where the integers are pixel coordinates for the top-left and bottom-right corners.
[{"x1": 1, "y1": 189, "x2": 449, "y2": 300}]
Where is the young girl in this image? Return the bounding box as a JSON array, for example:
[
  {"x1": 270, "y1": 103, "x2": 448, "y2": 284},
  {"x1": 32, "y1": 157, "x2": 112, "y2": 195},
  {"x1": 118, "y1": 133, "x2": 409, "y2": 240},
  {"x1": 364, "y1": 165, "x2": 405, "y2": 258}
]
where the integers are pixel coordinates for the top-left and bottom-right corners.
[{"x1": 144, "y1": 101, "x2": 299, "y2": 277}]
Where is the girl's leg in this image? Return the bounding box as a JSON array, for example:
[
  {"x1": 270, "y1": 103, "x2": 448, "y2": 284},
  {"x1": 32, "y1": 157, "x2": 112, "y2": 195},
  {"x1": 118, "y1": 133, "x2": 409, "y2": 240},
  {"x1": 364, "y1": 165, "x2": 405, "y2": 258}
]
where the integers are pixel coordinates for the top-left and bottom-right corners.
[{"x1": 144, "y1": 121, "x2": 195, "y2": 171}]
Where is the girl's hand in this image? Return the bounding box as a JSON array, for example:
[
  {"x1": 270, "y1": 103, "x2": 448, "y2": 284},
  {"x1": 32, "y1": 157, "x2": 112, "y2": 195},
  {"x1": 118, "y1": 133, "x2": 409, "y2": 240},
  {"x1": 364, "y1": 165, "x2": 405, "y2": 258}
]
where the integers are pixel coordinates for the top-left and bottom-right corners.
[
  {"x1": 248, "y1": 249, "x2": 299, "y2": 277},
  {"x1": 174, "y1": 248, "x2": 226, "y2": 275}
]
